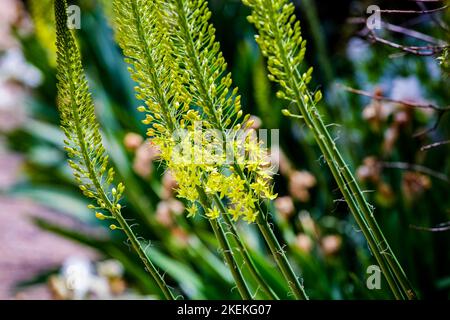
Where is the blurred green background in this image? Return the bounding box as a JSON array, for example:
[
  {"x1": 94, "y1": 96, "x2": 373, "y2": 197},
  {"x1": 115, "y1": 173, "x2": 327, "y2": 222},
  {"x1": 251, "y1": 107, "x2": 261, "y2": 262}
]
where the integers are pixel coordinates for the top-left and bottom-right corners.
[{"x1": 0, "y1": 0, "x2": 448, "y2": 299}]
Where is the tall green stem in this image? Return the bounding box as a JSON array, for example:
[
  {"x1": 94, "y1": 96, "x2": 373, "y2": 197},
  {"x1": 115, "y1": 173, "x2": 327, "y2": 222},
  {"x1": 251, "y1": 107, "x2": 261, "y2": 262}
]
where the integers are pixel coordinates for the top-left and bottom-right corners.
[
  {"x1": 55, "y1": 0, "x2": 176, "y2": 300},
  {"x1": 214, "y1": 195, "x2": 278, "y2": 300},
  {"x1": 115, "y1": 211, "x2": 176, "y2": 300},
  {"x1": 196, "y1": 187, "x2": 253, "y2": 300},
  {"x1": 247, "y1": 0, "x2": 416, "y2": 300},
  {"x1": 232, "y1": 164, "x2": 308, "y2": 300},
  {"x1": 171, "y1": 0, "x2": 308, "y2": 299},
  {"x1": 256, "y1": 214, "x2": 308, "y2": 300},
  {"x1": 210, "y1": 219, "x2": 253, "y2": 300}
]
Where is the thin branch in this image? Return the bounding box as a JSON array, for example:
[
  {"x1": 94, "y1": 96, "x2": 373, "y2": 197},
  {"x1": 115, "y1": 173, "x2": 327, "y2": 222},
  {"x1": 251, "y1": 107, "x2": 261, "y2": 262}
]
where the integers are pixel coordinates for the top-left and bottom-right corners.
[
  {"x1": 410, "y1": 221, "x2": 450, "y2": 232},
  {"x1": 367, "y1": 30, "x2": 447, "y2": 56},
  {"x1": 421, "y1": 140, "x2": 450, "y2": 151},
  {"x1": 349, "y1": 17, "x2": 446, "y2": 45},
  {"x1": 341, "y1": 85, "x2": 449, "y2": 137},
  {"x1": 340, "y1": 85, "x2": 450, "y2": 111},
  {"x1": 381, "y1": 161, "x2": 449, "y2": 183},
  {"x1": 375, "y1": 5, "x2": 449, "y2": 14},
  {"x1": 412, "y1": 111, "x2": 445, "y2": 138},
  {"x1": 416, "y1": 1, "x2": 450, "y2": 31},
  {"x1": 385, "y1": 23, "x2": 446, "y2": 45}
]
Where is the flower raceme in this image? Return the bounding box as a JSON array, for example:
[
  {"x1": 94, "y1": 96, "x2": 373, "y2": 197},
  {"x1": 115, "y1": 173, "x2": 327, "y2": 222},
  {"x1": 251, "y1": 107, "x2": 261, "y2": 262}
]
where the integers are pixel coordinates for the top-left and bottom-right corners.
[
  {"x1": 53, "y1": 0, "x2": 418, "y2": 301},
  {"x1": 114, "y1": 0, "x2": 309, "y2": 299},
  {"x1": 54, "y1": 0, "x2": 176, "y2": 300},
  {"x1": 148, "y1": 122, "x2": 278, "y2": 223},
  {"x1": 113, "y1": 0, "x2": 278, "y2": 223},
  {"x1": 55, "y1": 0, "x2": 306, "y2": 300},
  {"x1": 242, "y1": 0, "x2": 416, "y2": 300}
]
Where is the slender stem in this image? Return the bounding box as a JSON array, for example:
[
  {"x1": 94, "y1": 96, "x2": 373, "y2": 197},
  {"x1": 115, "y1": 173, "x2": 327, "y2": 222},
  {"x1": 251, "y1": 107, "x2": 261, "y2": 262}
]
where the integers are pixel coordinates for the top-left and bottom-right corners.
[
  {"x1": 341, "y1": 85, "x2": 450, "y2": 111},
  {"x1": 257, "y1": 0, "x2": 415, "y2": 299},
  {"x1": 289, "y1": 91, "x2": 406, "y2": 298},
  {"x1": 115, "y1": 211, "x2": 176, "y2": 300},
  {"x1": 231, "y1": 163, "x2": 308, "y2": 299},
  {"x1": 171, "y1": 0, "x2": 308, "y2": 299},
  {"x1": 294, "y1": 66, "x2": 407, "y2": 300},
  {"x1": 421, "y1": 140, "x2": 450, "y2": 151},
  {"x1": 56, "y1": 0, "x2": 176, "y2": 299},
  {"x1": 214, "y1": 195, "x2": 278, "y2": 300},
  {"x1": 311, "y1": 105, "x2": 417, "y2": 299},
  {"x1": 210, "y1": 219, "x2": 253, "y2": 300},
  {"x1": 196, "y1": 187, "x2": 252, "y2": 300},
  {"x1": 68, "y1": 62, "x2": 176, "y2": 301},
  {"x1": 256, "y1": 214, "x2": 308, "y2": 300},
  {"x1": 376, "y1": 5, "x2": 449, "y2": 14}
]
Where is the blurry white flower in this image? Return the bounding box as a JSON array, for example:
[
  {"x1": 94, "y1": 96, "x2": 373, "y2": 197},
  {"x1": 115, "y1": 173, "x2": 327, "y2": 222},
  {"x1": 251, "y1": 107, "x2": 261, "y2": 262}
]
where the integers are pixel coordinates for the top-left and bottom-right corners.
[
  {"x1": 161, "y1": 170, "x2": 178, "y2": 199},
  {"x1": 295, "y1": 234, "x2": 313, "y2": 254},
  {"x1": 133, "y1": 141, "x2": 160, "y2": 178},
  {"x1": 346, "y1": 37, "x2": 372, "y2": 63},
  {"x1": 275, "y1": 196, "x2": 295, "y2": 219},
  {"x1": 0, "y1": 0, "x2": 22, "y2": 50},
  {"x1": 124, "y1": 132, "x2": 143, "y2": 151},
  {"x1": 0, "y1": 81, "x2": 27, "y2": 132},
  {"x1": 321, "y1": 235, "x2": 343, "y2": 256},
  {"x1": 88, "y1": 277, "x2": 111, "y2": 300},
  {"x1": 97, "y1": 260, "x2": 124, "y2": 279},
  {"x1": 288, "y1": 170, "x2": 316, "y2": 202},
  {"x1": 60, "y1": 257, "x2": 116, "y2": 300},
  {"x1": 167, "y1": 198, "x2": 185, "y2": 215},
  {"x1": 0, "y1": 48, "x2": 42, "y2": 87},
  {"x1": 0, "y1": 139, "x2": 23, "y2": 190},
  {"x1": 390, "y1": 76, "x2": 424, "y2": 103},
  {"x1": 61, "y1": 257, "x2": 94, "y2": 300},
  {"x1": 156, "y1": 201, "x2": 173, "y2": 227}
]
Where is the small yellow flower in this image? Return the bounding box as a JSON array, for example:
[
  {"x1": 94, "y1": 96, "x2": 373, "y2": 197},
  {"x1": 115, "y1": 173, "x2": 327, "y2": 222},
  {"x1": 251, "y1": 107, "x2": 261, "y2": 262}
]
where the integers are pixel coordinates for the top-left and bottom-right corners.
[
  {"x1": 187, "y1": 204, "x2": 198, "y2": 218},
  {"x1": 206, "y1": 206, "x2": 221, "y2": 219}
]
